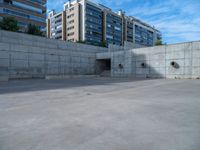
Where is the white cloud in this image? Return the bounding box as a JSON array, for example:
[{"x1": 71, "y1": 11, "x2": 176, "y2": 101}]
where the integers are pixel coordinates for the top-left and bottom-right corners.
[{"x1": 128, "y1": 0, "x2": 200, "y2": 44}]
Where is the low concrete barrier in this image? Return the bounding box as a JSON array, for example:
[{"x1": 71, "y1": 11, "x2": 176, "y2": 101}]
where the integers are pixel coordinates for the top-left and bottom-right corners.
[{"x1": 45, "y1": 75, "x2": 99, "y2": 80}]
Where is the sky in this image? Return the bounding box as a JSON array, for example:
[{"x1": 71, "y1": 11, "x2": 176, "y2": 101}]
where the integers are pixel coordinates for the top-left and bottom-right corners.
[{"x1": 47, "y1": 0, "x2": 200, "y2": 44}]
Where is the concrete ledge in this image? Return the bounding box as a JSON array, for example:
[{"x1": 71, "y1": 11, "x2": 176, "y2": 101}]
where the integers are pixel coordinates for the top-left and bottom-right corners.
[
  {"x1": 0, "y1": 76, "x2": 8, "y2": 82},
  {"x1": 45, "y1": 75, "x2": 99, "y2": 80}
]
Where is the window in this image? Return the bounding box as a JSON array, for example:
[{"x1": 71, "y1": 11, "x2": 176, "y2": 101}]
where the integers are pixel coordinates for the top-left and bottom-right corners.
[
  {"x1": 67, "y1": 14, "x2": 74, "y2": 18},
  {"x1": 107, "y1": 24, "x2": 111, "y2": 28},
  {"x1": 3, "y1": 8, "x2": 45, "y2": 23},
  {"x1": 114, "y1": 26, "x2": 121, "y2": 31},
  {"x1": 56, "y1": 25, "x2": 62, "y2": 29},
  {"x1": 67, "y1": 26, "x2": 74, "y2": 30},
  {"x1": 106, "y1": 35, "x2": 113, "y2": 39},
  {"x1": 67, "y1": 32, "x2": 74, "y2": 36},
  {"x1": 69, "y1": 7, "x2": 74, "y2": 12},
  {"x1": 12, "y1": 1, "x2": 43, "y2": 14},
  {"x1": 68, "y1": 20, "x2": 74, "y2": 24},
  {"x1": 55, "y1": 36, "x2": 62, "y2": 39}
]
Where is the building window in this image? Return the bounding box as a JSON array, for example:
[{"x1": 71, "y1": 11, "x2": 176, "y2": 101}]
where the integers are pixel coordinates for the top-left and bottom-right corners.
[
  {"x1": 69, "y1": 7, "x2": 74, "y2": 12},
  {"x1": 114, "y1": 26, "x2": 121, "y2": 31},
  {"x1": 68, "y1": 20, "x2": 74, "y2": 24},
  {"x1": 67, "y1": 32, "x2": 74, "y2": 36},
  {"x1": 3, "y1": 8, "x2": 45, "y2": 23},
  {"x1": 67, "y1": 14, "x2": 74, "y2": 18}
]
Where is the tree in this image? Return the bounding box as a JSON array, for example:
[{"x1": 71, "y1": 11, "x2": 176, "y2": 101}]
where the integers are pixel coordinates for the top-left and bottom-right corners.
[
  {"x1": 27, "y1": 24, "x2": 42, "y2": 36},
  {"x1": 101, "y1": 40, "x2": 107, "y2": 47},
  {"x1": 4, "y1": 0, "x2": 13, "y2": 4},
  {"x1": 155, "y1": 39, "x2": 163, "y2": 46},
  {"x1": 0, "y1": 17, "x2": 19, "y2": 32}
]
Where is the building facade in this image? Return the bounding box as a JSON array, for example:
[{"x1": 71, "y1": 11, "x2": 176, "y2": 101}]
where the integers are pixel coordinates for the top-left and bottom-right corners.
[
  {"x1": 0, "y1": 0, "x2": 46, "y2": 32},
  {"x1": 122, "y1": 15, "x2": 162, "y2": 47},
  {"x1": 47, "y1": 0, "x2": 161, "y2": 47},
  {"x1": 47, "y1": 10, "x2": 66, "y2": 40},
  {"x1": 83, "y1": 1, "x2": 103, "y2": 45},
  {"x1": 103, "y1": 9, "x2": 123, "y2": 45}
]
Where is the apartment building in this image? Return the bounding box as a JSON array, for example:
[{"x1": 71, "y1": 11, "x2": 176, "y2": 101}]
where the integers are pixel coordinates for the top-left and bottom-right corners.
[
  {"x1": 0, "y1": 0, "x2": 46, "y2": 32},
  {"x1": 122, "y1": 15, "x2": 162, "y2": 47},
  {"x1": 83, "y1": 1, "x2": 103, "y2": 45},
  {"x1": 103, "y1": 9, "x2": 123, "y2": 45},
  {"x1": 47, "y1": 10, "x2": 66, "y2": 40},
  {"x1": 47, "y1": 0, "x2": 161, "y2": 47}
]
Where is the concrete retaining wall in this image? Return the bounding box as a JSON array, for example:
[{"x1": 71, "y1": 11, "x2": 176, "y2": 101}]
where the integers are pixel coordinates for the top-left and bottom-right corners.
[
  {"x1": 109, "y1": 41, "x2": 200, "y2": 79},
  {"x1": 1, "y1": 30, "x2": 200, "y2": 80},
  {"x1": 0, "y1": 30, "x2": 107, "y2": 80}
]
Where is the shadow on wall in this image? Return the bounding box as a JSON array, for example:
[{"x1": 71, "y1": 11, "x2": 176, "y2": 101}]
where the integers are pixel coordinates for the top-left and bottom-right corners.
[
  {"x1": 111, "y1": 51, "x2": 165, "y2": 79},
  {"x1": 111, "y1": 42, "x2": 200, "y2": 79}
]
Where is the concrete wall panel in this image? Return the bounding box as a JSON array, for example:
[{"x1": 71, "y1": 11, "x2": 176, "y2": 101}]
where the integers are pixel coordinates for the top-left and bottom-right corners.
[
  {"x1": 0, "y1": 30, "x2": 106, "y2": 80},
  {"x1": 109, "y1": 41, "x2": 200, "y2": 79}
]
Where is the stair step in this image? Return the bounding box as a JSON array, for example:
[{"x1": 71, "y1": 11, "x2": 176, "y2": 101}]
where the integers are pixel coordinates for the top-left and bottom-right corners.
[{"x1": 100, "y1": 70, "x2": 111, "y2": 77}]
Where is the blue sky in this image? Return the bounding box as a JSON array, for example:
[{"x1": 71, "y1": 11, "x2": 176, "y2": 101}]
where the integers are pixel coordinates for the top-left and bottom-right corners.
[{"x1": 47, "y1": 0, "x2": 200, "y2": 44}]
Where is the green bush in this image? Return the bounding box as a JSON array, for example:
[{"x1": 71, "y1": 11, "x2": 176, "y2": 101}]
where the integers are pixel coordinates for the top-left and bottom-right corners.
[
  {"x1": 27, "y1": 24, "x2": 42, "y2": 36},
  {"x1": 101, "y1": 40, "x2": 107, "y2": 47},
  {"x1": 155, "y1": 39, "x2": 163, "y2": 46},
  {"x1": 0, "y1": 17, "x2": 19, "y2": 32}
]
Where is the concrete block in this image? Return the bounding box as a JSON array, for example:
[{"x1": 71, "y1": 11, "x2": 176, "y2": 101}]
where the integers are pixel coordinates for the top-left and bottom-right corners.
[
  {"x1": 47, "y1": 55, "x2": 59, "y2": 62},
  {"x1": 11, "y1": 59, "x2": 28, "y2": 68},
  {"x1": 47, "y1": 67, "x2": 59, "y2": 75},
  {"x1": 96, "y1": 52, "x2": 111, "y2": 59},
  {"x1": 166, "y1": 67, "x2": 184, "y2": 75},
  {"x1": 10, "y1": 52, "x2": 28, "y2": 60},
  {"x1": 29, "y1": 60, "x2": 44, "y2": 67},
  {"x1": 29, "y1": 53, "x2": 44, "y2": 61},
  {"x1": 72, "y1": 63, "x2": 81, "y2": 68},
  {"x1": 184, "y1": 49, "x2": 192, "y2": 59},
  {"x1": 136, "y1": 68, "x2": 150, "y2": 75},
  {"x1": 136, "y1": 54, "x2": 149, "y2": 61},
  {"x1": 0, "y1": 43, "x2": 9, "y2": 51},
  {"x1": 184, "y1": 67, "x2": 192, "y2": 75},
  {"x1": 192, "y1": 41, "x2": 200, "y2": 50},
  {"x1": 150, "y1": 67, "x2": 166, "y2": 75},
  {"x1": 0, "y1": 76, "x2": 8, "y2": 81},
  {"x1": 149, "y1": 53, "x2": 165, "y2": 60},
  {"x1": 72, "y1": 57, "x2": 81, "y2": 63},
  {"x1": 166, "y1": 51, "x2": 184, "y2": 60},
  {"x1": 184, "y1": 59, "x2": 192, "y2": 67},
  {"x1": 0, "y1": 51, "x2": 9, "y2": 59},
  {"x1": 0, "y1": 66, "x2": 8, "y2": 75},
  {"x1": 149, "y1": 60, "x2": 165, "y2": 67},
  {"x1": 30, "y1": 47, "x2": 45, "y2": 54},
  {"x1": 192, "y1": 50, "x2": 200, "y2": 58},
  {"x1": 21, "y1": 39, "x2": 33, "y2": 46},
  {"x1": 166, "y1": 43, "x2": 191, "y2": 52},
  {"x1": 45, "y1": 75, "x2": 98, "y2": 80},
  {"x1": 10, "y1": 45, "x2": 29, "y2": 52},
  {"x1": 192, "y1": 58, "x2": 200, "y2": 67},
  {"x1": 136, "y1": 74, "x2": 148, "y2": 78},
  {"x1": 149, "y1": 45, "x2": 166, "y2": 53},
  {"x1": 0, "y1": 58, "x2": 9, "y2": 67},
  {"x1": 192, "y1": 67, "x2": 200, "y2": 75}
]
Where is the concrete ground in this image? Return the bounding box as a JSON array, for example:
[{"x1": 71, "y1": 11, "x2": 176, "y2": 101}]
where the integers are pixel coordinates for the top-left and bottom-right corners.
[{"x1": 0, "y1": 78, "x2": 200, "y2": 150}]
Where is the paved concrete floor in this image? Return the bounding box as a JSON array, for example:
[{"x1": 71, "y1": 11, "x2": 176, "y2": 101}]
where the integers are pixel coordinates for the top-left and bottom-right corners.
[{"x1": 0, "y1": 78, "x2": 200, "y2": 150}]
